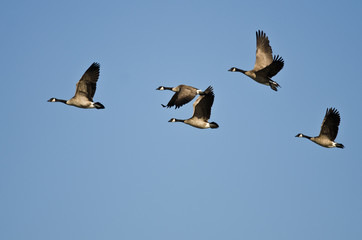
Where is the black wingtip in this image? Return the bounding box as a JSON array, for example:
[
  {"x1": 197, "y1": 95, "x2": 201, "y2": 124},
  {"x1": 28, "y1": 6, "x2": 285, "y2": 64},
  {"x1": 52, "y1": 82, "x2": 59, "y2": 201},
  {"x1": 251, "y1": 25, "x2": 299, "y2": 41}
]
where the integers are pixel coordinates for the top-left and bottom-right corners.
[
  {"x1": 326, "y1": 108, "x2": 341, "y2": 121},
  {"x1": 256, "y1": 30, "x2": 266, "y2": 38},
  {"x1": 327, "y1": 107, "x2": 339, "y2": 115},
  {"x1": 91, "y1": 62, "x2": 100, "y2": 68},
  {"x1": 203, "y1": 85, "x2": 214, "y2": 95},
  {"x1": 273, "y1": 55, "x2": 284, "y2": 63},
  {"x1": 161, "y1": 104, "x2": 173, "y2": 108}
]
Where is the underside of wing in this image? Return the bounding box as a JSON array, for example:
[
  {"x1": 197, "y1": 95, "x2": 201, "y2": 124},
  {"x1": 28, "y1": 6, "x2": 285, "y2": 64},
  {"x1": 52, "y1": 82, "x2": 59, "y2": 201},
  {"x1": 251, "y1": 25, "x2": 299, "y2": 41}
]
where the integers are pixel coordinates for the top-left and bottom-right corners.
[
  {"x1": 167, "y1": 85, "x2": 196, "y2": 108},
  {"x1": 319, "y1": 108, "x2": 341, "y2": 141},
  {"x1": 192, "y1": 86, "x2": 214, "y2": 120},
  {"x1": 74, "y1": 62, "x2": 100, "y2": 100},
  {"x1": 75, "y1": 81, "x2": 97, "y2": 101},
  {"x1": 254, "y1": 30, "x2": 274, "y2": 72}
]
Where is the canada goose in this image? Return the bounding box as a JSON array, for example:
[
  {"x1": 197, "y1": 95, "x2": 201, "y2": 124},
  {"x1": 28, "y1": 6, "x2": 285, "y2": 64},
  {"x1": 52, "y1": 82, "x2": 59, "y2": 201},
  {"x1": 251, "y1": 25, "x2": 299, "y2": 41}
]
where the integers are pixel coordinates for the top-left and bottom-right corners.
[
  {"x1": 168, "y1": 86, "x2": 219, "y2": 129},
  {"x1": 296, "y1": 108, "x2": 344, "y2": 148},
  {"x1": 156, "y1": 85, "x2": 204, "y2": 109},
  {"x1": 228, "y1": 30, "x2": 284, "y2": 91},
  {"x1": 47, "y1": 62, "x2": 105, "y2": 109}
]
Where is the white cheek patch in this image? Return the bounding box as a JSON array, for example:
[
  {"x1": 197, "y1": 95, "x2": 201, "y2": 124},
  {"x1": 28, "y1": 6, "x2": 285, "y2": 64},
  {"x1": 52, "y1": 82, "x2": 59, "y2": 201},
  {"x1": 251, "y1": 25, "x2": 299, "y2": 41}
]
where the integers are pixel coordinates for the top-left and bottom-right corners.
[
  {"x1": 160, "y1": 87, "x2": 164, "y2": 90},
  {"x1": 52, "y1": 99, "x2": 56, "y2": 102}
]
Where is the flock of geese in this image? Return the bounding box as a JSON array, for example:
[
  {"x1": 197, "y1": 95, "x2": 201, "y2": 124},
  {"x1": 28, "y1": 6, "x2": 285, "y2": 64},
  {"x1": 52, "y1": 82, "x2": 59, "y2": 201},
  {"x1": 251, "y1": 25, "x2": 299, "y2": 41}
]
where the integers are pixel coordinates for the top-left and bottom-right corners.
[{"x1": 47, "y1": 30, "x2": 344, "y2": 149}]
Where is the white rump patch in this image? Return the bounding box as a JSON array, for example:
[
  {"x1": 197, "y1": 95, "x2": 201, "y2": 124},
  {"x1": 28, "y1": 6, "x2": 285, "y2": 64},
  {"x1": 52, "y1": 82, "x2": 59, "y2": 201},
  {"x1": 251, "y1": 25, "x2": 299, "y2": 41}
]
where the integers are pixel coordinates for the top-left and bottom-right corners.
[{"x1": 88, "y1": 102, "x2": 97, "y2": 108}]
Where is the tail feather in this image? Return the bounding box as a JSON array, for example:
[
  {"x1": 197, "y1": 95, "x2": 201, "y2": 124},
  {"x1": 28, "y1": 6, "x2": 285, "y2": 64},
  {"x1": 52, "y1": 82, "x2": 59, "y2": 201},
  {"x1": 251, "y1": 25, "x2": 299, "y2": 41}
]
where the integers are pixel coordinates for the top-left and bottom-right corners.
[
  {"x1": 210, "y1": 122, "x2": 219, "y2": 129},
  {"x1": 94, "y1": 102, "x2": 105, "y2": 109},
  {"x1": 336, "y1": 143, "x2": 344, "y2": 149}
]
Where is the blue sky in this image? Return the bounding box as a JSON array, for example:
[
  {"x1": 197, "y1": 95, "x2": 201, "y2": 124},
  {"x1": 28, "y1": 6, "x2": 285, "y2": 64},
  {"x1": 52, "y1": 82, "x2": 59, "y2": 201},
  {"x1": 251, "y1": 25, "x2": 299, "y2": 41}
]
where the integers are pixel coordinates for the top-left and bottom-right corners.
[{"x1": 1, "y1": 0, "x2": 362, "y2": 239}]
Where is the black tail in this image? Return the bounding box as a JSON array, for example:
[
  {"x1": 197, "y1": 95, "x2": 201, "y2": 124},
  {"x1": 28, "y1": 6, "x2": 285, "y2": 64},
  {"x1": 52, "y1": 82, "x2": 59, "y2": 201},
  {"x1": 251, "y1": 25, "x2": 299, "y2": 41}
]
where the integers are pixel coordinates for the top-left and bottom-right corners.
[
  {"x1": 210, "y1": 122, "x2": 219, "y2": 129},
  {"x1": 336, "y1": 143, "x2": 344, "y2": 149},
  {"x1": 94, "y1": 102, "x2": 105, "y2": 109}
]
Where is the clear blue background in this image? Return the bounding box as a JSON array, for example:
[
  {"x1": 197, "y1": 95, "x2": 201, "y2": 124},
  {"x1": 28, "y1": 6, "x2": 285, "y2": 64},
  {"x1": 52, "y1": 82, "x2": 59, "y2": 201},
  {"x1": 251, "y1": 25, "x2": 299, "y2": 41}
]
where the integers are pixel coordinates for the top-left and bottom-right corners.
[{"x1": 1, "y1": 0, "x2": 362, "y2": 239}]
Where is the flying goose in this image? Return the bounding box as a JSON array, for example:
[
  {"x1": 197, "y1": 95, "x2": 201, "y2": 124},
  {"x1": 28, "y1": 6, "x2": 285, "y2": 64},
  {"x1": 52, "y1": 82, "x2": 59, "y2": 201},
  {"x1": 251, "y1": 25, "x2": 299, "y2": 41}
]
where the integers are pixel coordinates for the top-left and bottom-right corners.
[
  {"x1": 168, "y1": 86, "x2": 219, "y2": 129},
  {"x1": 228, "y1": 30, "x2": 284, "y2": 91},
  {"x1": 47, "y1": 62, "x2": 105, "y2": 109},
  {"x1": 156, "y1": 85, "x2": 204, "y2": 109},
  {"x1": 296, "y1": 108, "x2": 344, "y2": 148}
]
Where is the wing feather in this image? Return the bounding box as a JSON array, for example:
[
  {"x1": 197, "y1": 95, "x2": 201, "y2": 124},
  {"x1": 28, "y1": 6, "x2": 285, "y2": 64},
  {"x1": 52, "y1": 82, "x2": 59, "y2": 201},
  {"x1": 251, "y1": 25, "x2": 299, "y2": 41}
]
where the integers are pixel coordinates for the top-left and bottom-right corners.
[
  {"x1": 74, "y1": 62, "x2": 100, "y2": 101},
  {"x1": 165, "y1": 85, "x2": 198, "y2": 108},
  {"x1": 254, "y1": 30, "x2": 274, "y2": 71},
  {"x1": 256, "y1": 55, "x2": 284, "y2": 78},
  {"x1": 319, "y1": 108, "x2": 341, "y2": 141},
  {"x1": 192, "y1": 86, "x2": 214, "y2": 120}
]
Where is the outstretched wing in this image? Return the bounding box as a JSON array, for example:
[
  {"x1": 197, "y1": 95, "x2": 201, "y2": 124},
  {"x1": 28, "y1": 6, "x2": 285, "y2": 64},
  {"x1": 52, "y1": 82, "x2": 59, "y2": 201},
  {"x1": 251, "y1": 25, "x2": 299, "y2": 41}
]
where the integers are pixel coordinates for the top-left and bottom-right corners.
[
  {"x1": 192, "y1": 86, "x2": 214, "y2": 120},
  {"x1": 256, "y1": 55, "x2": 284, "y2": 78},
  {"x1": 254, "y1": 30, "x2": 274, "y2": 72},
  {"x1": 74, "y1": 62, "x2": 100, "y2": 101},
  {"x1": 319, "y1": 108, "x2": 341, "y2": 141},
  {"x1": 166, "y1": 86, "x2": 197, "y2": 108}
]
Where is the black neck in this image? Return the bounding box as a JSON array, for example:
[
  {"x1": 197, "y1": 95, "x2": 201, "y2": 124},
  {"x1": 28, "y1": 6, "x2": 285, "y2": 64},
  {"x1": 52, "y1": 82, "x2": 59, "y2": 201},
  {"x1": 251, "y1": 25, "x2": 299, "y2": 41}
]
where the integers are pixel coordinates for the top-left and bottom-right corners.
[
  {"x1": 302, "y1": 134, "x2": 312, "y2": 140},
  {"x1": 174, "y1": 119, "x2": 185, "y2": 122},
  {"x1": 55, "y1": 98, "x2": 67, "y2": 104},
  {"x1": 234, "y1": 68, "x2": 246, "y2": 73},
  {"x1": 163, "y1": 87, "x2": 173, "y2": 90}
]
